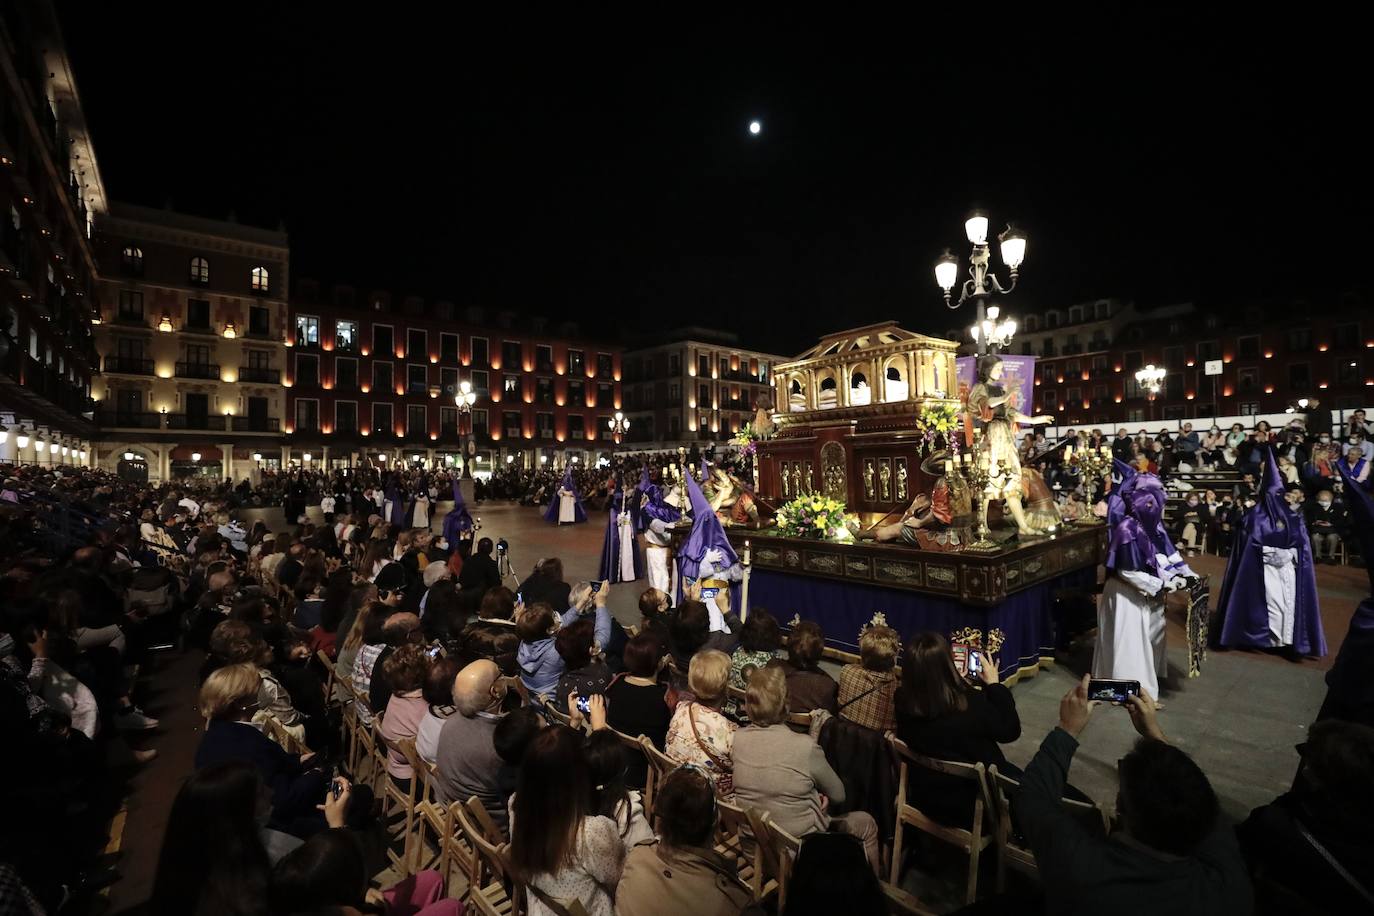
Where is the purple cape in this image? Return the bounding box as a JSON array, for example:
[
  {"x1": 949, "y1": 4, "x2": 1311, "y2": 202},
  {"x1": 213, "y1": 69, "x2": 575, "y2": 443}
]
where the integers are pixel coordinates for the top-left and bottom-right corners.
[
  {"x1": 442, "y1": 478, "x2": 474, "y2": 545},
  {"x1": 1106, "y1": 471, "x2": 1182, "y2": 580},
  {"x1": 1215, "y1": 444, "x2": 1326, "y2": 656},
  {"x1": 637, "y1": 467, "x2": 681, "y2": 529},
  {"x1": 542, "y1": 467, "x2": 587, "y2": 524},
  {"x1": 386, "y1": 485, "x2": 407, "y2": 527},
  {"x1": 1106, "y1": 458, "x2": 1138, "y2": 530},
  {"x1": 598, "y1": 485, "x2": 644, "y2": 582},
  {"x1": 676, "y1": 470, "x2": 741, "y2": 614}
]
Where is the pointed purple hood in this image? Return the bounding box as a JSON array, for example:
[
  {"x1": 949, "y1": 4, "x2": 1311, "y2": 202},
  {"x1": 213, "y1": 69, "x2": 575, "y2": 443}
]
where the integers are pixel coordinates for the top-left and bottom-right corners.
[
  {"x1": 442, "y1": 476, "x2": 473, "y2": 543},
  {"x1": 1107, "y1": 458, "x2": 1138, "y2": 529},
  {"x1": 679, "y1": 468, "x2": 737, "y2": 580},
  {"x1": 638, "y1": 466, "x2": 681, "y2": 527}
]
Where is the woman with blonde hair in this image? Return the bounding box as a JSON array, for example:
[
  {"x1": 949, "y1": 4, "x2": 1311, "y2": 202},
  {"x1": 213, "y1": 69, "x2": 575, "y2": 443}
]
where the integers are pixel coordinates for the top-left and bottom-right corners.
[
  {"x1": 664, "y1": 649, "x2": 738, "y2": 795},
  {"x1": 732, "y1": 666, "x2": 880, "y2": 873}
]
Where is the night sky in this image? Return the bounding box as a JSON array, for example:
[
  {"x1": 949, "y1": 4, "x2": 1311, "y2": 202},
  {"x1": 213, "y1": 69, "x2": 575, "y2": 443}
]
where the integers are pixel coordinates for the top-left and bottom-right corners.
[{"x1": 60, "y1": 8, "x2": 1368, "y2": 354}]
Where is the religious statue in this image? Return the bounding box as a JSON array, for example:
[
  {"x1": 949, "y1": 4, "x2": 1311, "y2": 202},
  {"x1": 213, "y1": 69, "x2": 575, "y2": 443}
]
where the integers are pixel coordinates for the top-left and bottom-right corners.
[
  {"x1": 895, "y1": 459, "x2": 909, "y2": 502},
  {"x1": 862, "y1": 450, "x2": 955, "y2": 544},
  {"x1": 752, "y1": 392, "x2": 776, "y2": 440},
  {"x1": 780, "y1": 462, "x2": 791, "y2": 498},
  {"x1": 878, "y1": 462, "x2": 892, "y2": 502},
  {"x1": 862, "y1": 460, "x2": 876, "y2": 501},
  {"x1": 966, "y1": 354, "x2": 1055, "y2": 535},
  {"x1": 790, "y1": 463, "x2": 803, "y2": 496}
]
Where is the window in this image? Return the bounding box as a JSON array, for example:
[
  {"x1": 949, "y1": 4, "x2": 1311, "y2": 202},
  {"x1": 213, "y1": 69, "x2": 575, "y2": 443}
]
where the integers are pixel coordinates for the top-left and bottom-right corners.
[
  {"x1": 1067, "y1": 387, "x2": 1081, "y2": 404},
  {"x1": 330, "y1": 356, "x2": 354, "y2": 390},
  {"x1": 570, "y1": 415, "x2": 586, "y2": 440},
  {"x1": 440, "y1": 332, "x2": 459, "y2": 363},
  {"x1": 1095, "y1": 301, "x2": 1111, "y2": 319},
  {"x1": 118, "y1": 289, "x2": 143, "y2": 320},
  {"x1": 408, "y1": 364, "x2": 428, "y2": 393},
  {"x1": 1092, "y1": 355, "x2": 1109, "y2": 374},
  {"x1": 471, "y1": 337, "x2": 489, "y2": 367},
  {"x1": 1123, "y1": 350, "x2": 1143, "y2": 373},
  {"x1": 372, "y1": 403, "x2": 393, "y2": 435},
  {"x1": 189, "y1": 257, "x2": 209, "y2": 285},
  {"x1": 698, "y1": 355, "x2": 710, "y2": 377},
  {"x1": 1333, "y1": 323, "x2": 1360, "y2": 350},
  {"x1": 250, "y1": 266, "x2": 270, "y2": 293},
  {"x1": 1285, "y1": 327, "x2": 1312, "y2": 353},
  {"x1": 1237, "y1": 367, "x2": 1259, "y2": 392},
  {"x1": 472, "y1": 408, "x2": 488, "y2": 435},
  {"x1": 757, "y1": 361, "x2": 769, "y2": 382},
  {"x1": 373, "y1": 361, "x2": 394, "y2": 393},
  {"x1": 336, "y1": 320, "x2": 357, "y2": 351},
  {"x1": 1043, "y1": 390, "x2": 1058, "y2": 409},
  {"x1": 1289, "y1": 362, "x2": 1311, "y2": 389},
  {"x1": 295, "y1": 315, "x2": 319, "y2": 347},
  {"x1": 249, "y1": 305, "x2": 270, "y2": 336},
  {"x1": 1338, "y1": 359, "x2": 1360, "y2": 386},
  {"x1": 407, "y1": 328, "x2": 427, "y2": 359},
  {"x1": 502, "y1": 340, "x2": 522, "y2": 370},
  {"x1": 1093, "y1": 384, "x2": 1109, "y2": 401},
  {"x1": 1197, "y1": 340, "x2": 1220, "y2": 362},
  {"x1": 440, "y1": 367, "x2": 459, "y2": 397},
  {"x1": 669, "y1": 382, "x2": 680, "y2": 403},
  {"x1": 668, "y1": 354, "x2": 680, "y2": 376},
  {"x1": 116, "y1": 337, "x2": 145, "y2": 361},
  {"x1": 246, "y1": 350, "x2": 271, "y2": 371},
  {"x1": 295, "y1": 399, "x2": 319, "y2": 432},
  {"x1": 1022, "y1": 315, "x2": 1039, "y2": 333},
  {"x1": 510, "y1": 412, "x2": 528, "y2": 438},
  {"x1": 568, "y1": 349, "x2": 585, "y2": 375},
  {"x1": 470, "y1": 369, "x2": 489, "y2": 394},
  {"x1": 373, "y1": 324, "x2": 394, "y2": 358},
  {"x1": 1065, "y1": 359, "x2": 1080, "y2": 378},
  {"x1": 1166, "y1": 373, "x2": 1183, "y2": 396},
  {"x1": 186, "y1": 298, "x2": 211, "y2": 330},
  {"x1": 1069, "y1": 306, "x2": 1085, "y2": 323},
  {"x1": 503, "y1": 374, "x2": 520, "y2": 395},
  {"x1": 699, "y1": 384, "x2": 710, "y2": 407},
  {"x1": 335, "y1": 401, "x2": 358, "y2": 433},
  {"x1": 296, "y1": 354, "x2": 319, "y2": 387},
  {"x1": 1237, "y1": 335, "x2": 1261, "y2": 359},
  {"x1": 669, "y1": 415, "x2": 680, "y2": 437},
  {"x1": 536, "y1": 345, "x2": 553, "y2": 372},
  {"x1": 1162, "y1": 346, "x2": 1184, "y2": 370},
  {"x1": 121, "y1": 246, "x2": 142, "y2": 274},
  {"x1": 1240, "y1": 402, "x2": 1260, "y2": 417},
  {"x1": 407, "y1": 405, "x2": 427, "y2": 435},
  {"x1": 536, "y1": 377, "x2": 553, "y2": 404},
  {"x1": 569, "y1": 379, "x2": 585, "y2": 405},
  {"x1": 597, "y1": 383, "x2": 613, "y2": 408},
  {"x1": 440, "y1": 406, "x2": 457, "y2": 434}
]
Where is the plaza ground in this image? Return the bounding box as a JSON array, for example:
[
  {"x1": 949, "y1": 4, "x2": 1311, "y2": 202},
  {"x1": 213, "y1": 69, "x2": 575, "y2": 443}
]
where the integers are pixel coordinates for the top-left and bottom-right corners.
[{"x1": 102, "y1": 499, "x2": 1359, "y2": 913}]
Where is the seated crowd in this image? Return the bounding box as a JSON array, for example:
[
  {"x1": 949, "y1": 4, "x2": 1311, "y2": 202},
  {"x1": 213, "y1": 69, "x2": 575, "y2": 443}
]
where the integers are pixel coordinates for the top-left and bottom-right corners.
[{"x1": 1, "y1": 454, "x2": 1371, "y2": 916}]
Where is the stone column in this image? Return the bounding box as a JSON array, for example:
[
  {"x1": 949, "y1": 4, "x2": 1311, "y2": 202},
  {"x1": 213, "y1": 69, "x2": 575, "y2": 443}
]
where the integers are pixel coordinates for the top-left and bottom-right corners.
[
  {"x1": 321, "y1": 445, "x2": 330, "y2": 472},
  {"x1": 159, "y1": 444, "x2": 171, "y2": 484},
  {"x1": 281, "y1": 445, "x2": 290, "y2": 471},
  {"x1": 221, "y1": 443, "x2": 234, "y2": 483}
]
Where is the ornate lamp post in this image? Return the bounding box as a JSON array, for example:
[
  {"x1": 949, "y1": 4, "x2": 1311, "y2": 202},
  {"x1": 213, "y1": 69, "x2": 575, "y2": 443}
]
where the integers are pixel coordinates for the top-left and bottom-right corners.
[
  {"x1": 935, "y1": 210, "x2": 1027, "y2": 355},
  {"x1": 1135, "y1": 364, "x2": 1166, "y2": 421},
  {"x1": 607, "y1": 410, "x2": 630, "y2": 447},
  {"x1": 455, "y1": 380, "x2": 478, "y2": 477},
  {"x1": 969, "y1": 304, "x2": 1018, "y2": 353}
]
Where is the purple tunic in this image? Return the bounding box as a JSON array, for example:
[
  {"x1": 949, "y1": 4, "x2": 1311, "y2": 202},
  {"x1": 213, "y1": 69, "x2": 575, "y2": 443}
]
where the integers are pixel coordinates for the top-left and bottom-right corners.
[
  {"x1": 597, "y1": 485, "x2": 644, "y2": 582},
  {"x1": 542, "y1": 467, "x2": 587, "y2": 524},
  {"x1": 442, "y1": 478, "x2": 474, "y2": 546}
]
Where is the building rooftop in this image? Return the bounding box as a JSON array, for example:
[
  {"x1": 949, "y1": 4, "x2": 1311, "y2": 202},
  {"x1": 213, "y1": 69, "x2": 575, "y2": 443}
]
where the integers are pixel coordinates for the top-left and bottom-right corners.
[{"x1": 104, "y1": 202, "x2": 288, "y2": 249}]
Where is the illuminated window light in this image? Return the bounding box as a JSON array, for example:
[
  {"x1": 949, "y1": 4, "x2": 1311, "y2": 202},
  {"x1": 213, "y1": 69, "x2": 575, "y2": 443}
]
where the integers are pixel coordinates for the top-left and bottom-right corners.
[
  {"x1": 1265, "y1": 351, "x2": 1274, "y2": 359},
  {"x1": 1185, "y1": 361, "x2": 1194, "y2": 368},
  {"x1": 1318, "y1": 382, "x2": 1328, "y2": 389},
  {"x1": 1186, "y1": 393, "x2": 1195, "y2": 400},
  {"x1": 1318, "y1": 344, "x2": 1329, "y2": 352},
  {"x1": 1114, "y1": 395, "x2": 1123, "y2": 403}
]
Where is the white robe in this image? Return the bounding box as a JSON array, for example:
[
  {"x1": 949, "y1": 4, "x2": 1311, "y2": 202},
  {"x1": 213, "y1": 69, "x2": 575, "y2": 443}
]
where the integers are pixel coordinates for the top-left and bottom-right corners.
[
  {"x1": 1092, "y1": 550, "x2": 1193, "y2": 699},
  {"x1": 1261, "y1": 546, "x2": 1298, "y2": 647},
  {"x1": 412, "y1": 496, "x2": 430, "y2": 529},
  {"x1": 558, "y1": 488, "x2": 577, "y2": 523},
  {"x1": 645, "y1": 520, "x2": 675, "y2": 598},
  {"x1": 618, "y1": 513, "x2": 637, "y2": 581}
]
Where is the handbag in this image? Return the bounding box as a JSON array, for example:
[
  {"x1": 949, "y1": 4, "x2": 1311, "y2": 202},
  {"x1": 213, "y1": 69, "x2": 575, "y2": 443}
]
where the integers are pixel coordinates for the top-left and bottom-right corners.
[{"x1": 688, "y1": 703, "x2": 733, "y2": 796}]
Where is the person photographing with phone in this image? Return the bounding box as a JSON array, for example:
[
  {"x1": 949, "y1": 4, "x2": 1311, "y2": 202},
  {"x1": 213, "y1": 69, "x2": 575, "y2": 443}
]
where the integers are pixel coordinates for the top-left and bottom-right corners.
[{"x1": 1016, "y1": 674, "x2": 1253, "y2": 915}]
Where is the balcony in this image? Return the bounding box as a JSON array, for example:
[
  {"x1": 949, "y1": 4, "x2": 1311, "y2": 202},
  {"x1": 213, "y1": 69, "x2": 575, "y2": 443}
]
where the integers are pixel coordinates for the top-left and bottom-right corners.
[
  {"x1": 244, "y1": 327, "x2": 276, "y2": 341},
  {"x1": 166, "y1": 414, "x2": 228, "y2": 431},
  {"x1": 238, "y1": 366, "x2": 281, "y2": 384},
  {"x1": 231, "y1": 416, "x2": 280, "y2": 433},
  {"x1": 176, "y1": 362, "x2": 221, "y2": 380},
  {"x1": 96, "y1": 409, "x2": 162, "y2": 430},
  {"x1": 104, "y1": 356, "x2": 155, "y2": 375},
  {"x1": 111, "y1": 313, "x2": 149, "y2": 329},
  {"x1": 181, "y1": 323, "x2": 217, "y2": 337}
]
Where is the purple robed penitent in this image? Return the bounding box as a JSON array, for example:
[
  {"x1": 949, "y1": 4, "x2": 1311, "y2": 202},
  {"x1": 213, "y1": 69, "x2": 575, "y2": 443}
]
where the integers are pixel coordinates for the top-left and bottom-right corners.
[
  {"x1": 1106, "y1": 472, "x2": 1187, "y2": 582},
  {"x1": 636, "y1": 468, "x2": 680, "y2": 529},
  {"x1": 542, "y1": 467, "x2": 587, "y2": 524},
  {"x1": 676, "y1": 470, "x2": 742, "y2": 617},
  {"x1": 442, "y1": 478, "x2": 474, "y2": 546},
  {"x1": 386, "y1": 484, "x2": 407, "y2": 527},
  {"x1": 1215, "y1": 444, "x2": 1326, "y2": 656},
  {"x1": 598, "y1": 482, "x2": 644, "y2": 582}
]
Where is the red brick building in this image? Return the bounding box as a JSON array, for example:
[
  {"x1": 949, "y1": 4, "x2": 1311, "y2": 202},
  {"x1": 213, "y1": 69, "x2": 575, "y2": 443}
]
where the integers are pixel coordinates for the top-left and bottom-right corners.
[{"x1": 285, "y1": 281, "x2": 623, "y2": 473}]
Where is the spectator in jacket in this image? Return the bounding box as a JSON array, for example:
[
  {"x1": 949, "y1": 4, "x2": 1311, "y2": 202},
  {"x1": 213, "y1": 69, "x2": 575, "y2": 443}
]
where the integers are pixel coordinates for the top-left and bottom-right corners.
[
  {"x1": 454, "y1": 586, "x2": 520, "y2": 676},
  {"x1": 1019, "y1": 675, "x2": 1253, "y2": 915},
  {"x1": 1173, "y1": 493, "x2": 1209, "y2": 556},
  {"x1": 517, "y1": 557, "x2": 572, "y2": 614},
  {"x1": 664, "y1": 649, "x2": 737, "y2": 795},
  {"x1": 1174, "y1": 423, "x2": 1201, "y2": 465},
  {"x1": 615, "y1": 765, "x2": 753, "y2": 916},
  {"x1": 776, "y1": 621, "x2": 838, "y2": 715},
  {"x1": 516, "y1": 602, "x2": 566, "y2": 697},
  {"x1": 729, "y1": 608, "x2": 783, "y2": 689},
  {"x1": 733, "y1": 666, "x2": 880, "y2": 873},
  {"x1": 377, "y1": 644, "x2": 432, "y2": 787},
  {"x1": 837, "y1": 624, "x2": 899, "y2": 732},
  {"x1": 1305, "y1": 489, "x2": 1348, "y2": 563},
  {"x1": 554, "y1": 618, "x2": 610, "y2": 712},
  {"x1": 894, "y1": 631, "x2": 1020, "y2": 826},
  {"x1": 456, "y1": 537, "x2": 502, "y2": 595}
]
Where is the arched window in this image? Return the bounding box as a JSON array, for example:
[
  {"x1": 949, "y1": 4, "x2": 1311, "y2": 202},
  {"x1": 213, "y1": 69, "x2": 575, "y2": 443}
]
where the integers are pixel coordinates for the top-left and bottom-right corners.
[
  {"x1": 789, "y1": 377, "x2": 807, "y2": 412},
  {"x1": 850, "y1": 369, "x2": 871, "y2": 406},
  {"x1": 190, "y1": 257, "x2": 209, "y2": 284},
  {"x1": 818, "y1": 375, "x2": 838, "y2": 409},
  {"x1": 251, "y1": 266, "x2": 270, "y2": 292},
  {"x1": 884, "y1": 362, "x2": 909, "y2": 403},
  {"x1": 121, "y1": 246, "x2": 143, "y2": 274}
]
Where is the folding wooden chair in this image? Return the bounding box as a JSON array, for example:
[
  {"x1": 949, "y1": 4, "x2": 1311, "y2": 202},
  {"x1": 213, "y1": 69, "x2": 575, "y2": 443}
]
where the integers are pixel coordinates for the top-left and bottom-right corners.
[
  {"x1": 451, "y1": 801, "x2": 519, "y2": 916},
  {"x1": 987, "y1": 764, "x2": 1108, "y2": 890},
  {"x1": 464, "y1": 796, "x2": 507, "y2": 848},
  {"x1": 373, "y1": 720, "x2": 417, "y2": 876},
  {"x1": 397, "y1": 739, "x2": 452, "y2": 876},
  {"x1": 887, "y1": 734, "x2": 994, "y2": 905},
  {"x1": 316, "y1": 649, "x2": 341, "y2": 711},
  {"x1": 743, "y1": 808, "x2": 799, "y2": 911},
  {"x1": 636, "y1": 735, "x2": 677, "y2": 820},
  {"x1": 259, "y1": 711, "x2": 309, "y2": 755}
]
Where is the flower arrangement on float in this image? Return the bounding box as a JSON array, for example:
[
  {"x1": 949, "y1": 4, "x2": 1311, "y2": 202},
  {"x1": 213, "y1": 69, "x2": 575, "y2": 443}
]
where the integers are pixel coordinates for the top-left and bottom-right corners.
[
  {"x1": 730, "y1": 421, "x2": 763, "y2": 459},
  {"x1": 773, "y1": 494, "x2": 857, "y2": 541},
  {"x1": 915, "y1": 402, "x2": 960, "y2": 451}
]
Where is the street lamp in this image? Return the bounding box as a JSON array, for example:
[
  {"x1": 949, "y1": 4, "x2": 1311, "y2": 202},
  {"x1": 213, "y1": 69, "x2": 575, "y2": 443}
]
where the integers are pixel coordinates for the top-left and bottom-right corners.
[
  {"x1": 969, "y1": 304, "x2": 1018, "y2": 353},
  {"x1": 1135, "y1": 364, "x2": 1166, "y2": 419},
  {"x1": 454, "y1": 379, "x2": 478, "y2": 477},
  {"x1": 607, "y1": 410, "x2": 630, "y2": 446},
  {"x1": 935, "y1": 210, "x2": 1028, "y2": 354},
  {"x1": 191, "y1": 451, "x2": 202, "y2": 462}
]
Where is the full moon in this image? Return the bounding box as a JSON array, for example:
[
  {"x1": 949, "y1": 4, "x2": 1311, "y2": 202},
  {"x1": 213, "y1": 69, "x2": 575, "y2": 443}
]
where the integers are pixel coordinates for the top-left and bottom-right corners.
[{"x1": 749, "y1": 120, "x2": 761, "y2": 135}]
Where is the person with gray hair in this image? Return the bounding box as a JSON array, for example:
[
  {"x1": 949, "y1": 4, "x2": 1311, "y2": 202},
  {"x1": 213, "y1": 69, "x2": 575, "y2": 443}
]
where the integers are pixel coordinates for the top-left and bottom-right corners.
[{"x1": 435, "y1": 659, "x2": 511, "y2": 834}]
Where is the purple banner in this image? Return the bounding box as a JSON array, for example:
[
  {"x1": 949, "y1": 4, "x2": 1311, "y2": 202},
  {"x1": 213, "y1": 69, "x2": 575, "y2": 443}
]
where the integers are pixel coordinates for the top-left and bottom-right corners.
[{"x1": 955, "y1": 354, "x2": 1037, "y2": 418}]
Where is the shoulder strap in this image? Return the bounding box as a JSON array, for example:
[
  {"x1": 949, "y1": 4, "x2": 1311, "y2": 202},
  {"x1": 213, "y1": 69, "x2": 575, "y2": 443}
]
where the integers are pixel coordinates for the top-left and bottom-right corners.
[
  {"x1": 687, "y1": 704, "x2": 731, "y2": 771},
  {"x1": 1295, "y1": 819, "x2": 1374, "y2": 905},
  {"x1": 523, "y1": 879, "x2": 580, "y2": 916},
  {"x1": 837, "y1": 673, "x2": 890, "y2": 712}
]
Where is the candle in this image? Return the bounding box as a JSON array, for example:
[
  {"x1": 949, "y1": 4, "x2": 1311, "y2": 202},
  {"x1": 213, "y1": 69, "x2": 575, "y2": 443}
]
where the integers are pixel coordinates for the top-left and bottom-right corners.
[
  {"x1": 1065, "y1": 445, "x2": 1074, "y2": 460},
  {"x1": 1100, "y1": 445, "x2": 1111, "y2": 457},
  {"x1": 743, "y1": 539, "x2": 751, "y2": 565},
  {"x1": 980, "y1": 455, "x2": 990, "y2": 469},
  {"x1": 944, "y1": 459, "x2": 953, "y2": 476}
]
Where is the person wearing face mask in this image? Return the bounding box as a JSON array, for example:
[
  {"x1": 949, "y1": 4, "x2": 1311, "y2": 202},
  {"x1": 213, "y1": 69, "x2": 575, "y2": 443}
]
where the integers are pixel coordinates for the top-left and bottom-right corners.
[
  {"x1": 1174, "y1": 491, "x2": 1209, "y2": 557},
  {"x1": 1304, "y1": 489, "x2": 1348, "y2": 564},
  {"x1": 1093, "y1": 465, "x2": 1197, "y2": 699},
  {"x1": 1211, "y1": 494, "x2": 1239, "y2": 556}
]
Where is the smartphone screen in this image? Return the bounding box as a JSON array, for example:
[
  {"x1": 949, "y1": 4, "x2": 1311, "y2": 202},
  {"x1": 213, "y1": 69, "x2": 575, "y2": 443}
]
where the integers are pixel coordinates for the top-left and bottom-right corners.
[
  {"x1": 1087, "y1": 679, "x2": 1141, "y2": 704},
  {"x1": 967, "y1": 649, "x2": 982, "y2": 676},
  {"x1": 701, "y1": 587, "x2": 720, "y2": 599},
  {"x1": 575, "y1": 695, "x2": 591, "y2": 714},
  {"x1": 427, "y1": 645, "x2": 442, "y2": 658},
  {"x1": 516, "y1": 592, "x2": 523, "y2": 605},
  {"x1": 590, "y1": 581, "x2": 602, "y2": 594}
]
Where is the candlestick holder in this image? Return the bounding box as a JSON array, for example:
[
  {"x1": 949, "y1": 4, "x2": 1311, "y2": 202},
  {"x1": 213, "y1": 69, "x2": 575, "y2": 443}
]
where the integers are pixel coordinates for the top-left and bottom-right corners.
[
  {"x1": 1066, "y1": 445, "x2": 1112, "y2": 525},
  {"x1": 951, "y1": 457, "x2": 1005, "y2": 552}
]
